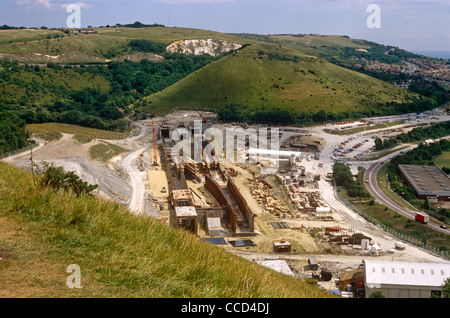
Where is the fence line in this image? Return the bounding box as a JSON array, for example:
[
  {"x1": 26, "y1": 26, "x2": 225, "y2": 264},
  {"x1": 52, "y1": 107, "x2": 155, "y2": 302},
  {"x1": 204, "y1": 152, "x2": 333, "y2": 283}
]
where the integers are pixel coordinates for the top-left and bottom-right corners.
[{"x1": 332, "y1": 179, "x2": 449, "y2": 260}]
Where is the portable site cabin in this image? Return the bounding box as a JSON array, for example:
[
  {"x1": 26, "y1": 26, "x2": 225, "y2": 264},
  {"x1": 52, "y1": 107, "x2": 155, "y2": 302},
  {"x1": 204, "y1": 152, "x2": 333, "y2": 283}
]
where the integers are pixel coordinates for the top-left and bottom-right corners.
[{"x1": 308, "y1": 257, "x2": 319, "y2": 270}]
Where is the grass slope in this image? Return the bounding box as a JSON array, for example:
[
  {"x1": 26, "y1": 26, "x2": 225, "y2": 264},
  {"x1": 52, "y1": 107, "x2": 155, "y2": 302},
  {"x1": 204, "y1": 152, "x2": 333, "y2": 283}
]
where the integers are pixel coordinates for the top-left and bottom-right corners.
[
  {"x1": 0, "y1": 27, "x2": 425, "y2": 119},
  {"x1": 0, "y1": 161, "x2": 333, "y2": 298},
  {"x1": 27, "y1": 123, "x2": 124, "y2": 142},
  {"x1": 141, "y1": 43, "x2": 416, "y2": 115},
  {"x1": 0, "y1": 61, "x2": 110, "y2": 108},
  {"x1": 0, "y1": 27, "x2": 247, "y2": 62}
]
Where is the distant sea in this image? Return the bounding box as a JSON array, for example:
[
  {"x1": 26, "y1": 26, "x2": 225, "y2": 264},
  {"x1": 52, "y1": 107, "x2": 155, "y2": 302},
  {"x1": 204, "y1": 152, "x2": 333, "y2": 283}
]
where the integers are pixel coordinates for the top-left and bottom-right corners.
[{"x1": 411, "y1": 51, "x2": 450, "y2": 59}]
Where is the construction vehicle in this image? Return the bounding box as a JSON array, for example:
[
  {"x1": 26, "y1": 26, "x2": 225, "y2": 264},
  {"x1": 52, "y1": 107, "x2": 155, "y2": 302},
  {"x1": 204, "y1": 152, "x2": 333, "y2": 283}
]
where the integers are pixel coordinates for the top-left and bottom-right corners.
[
  {"x1": 152, "y1": 118, "x2": 159, "y2": 166},
  {"x1": 395, "y1": 242, "x2": 406, "y2": 250}
]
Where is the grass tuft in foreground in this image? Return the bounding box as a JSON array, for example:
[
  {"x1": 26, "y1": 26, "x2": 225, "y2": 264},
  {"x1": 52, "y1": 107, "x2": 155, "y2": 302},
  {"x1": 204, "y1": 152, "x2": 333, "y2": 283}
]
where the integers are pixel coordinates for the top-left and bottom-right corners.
[{"x1": 0, "y1": 162, "x2": 333, "y2": 298}]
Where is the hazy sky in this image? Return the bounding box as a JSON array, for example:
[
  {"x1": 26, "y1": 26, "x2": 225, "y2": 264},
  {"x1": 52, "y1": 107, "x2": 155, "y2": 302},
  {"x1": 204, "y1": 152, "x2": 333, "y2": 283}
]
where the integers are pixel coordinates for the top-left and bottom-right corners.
[{"x1": 2, "y1": 0, "x2": 449, "y2": 51}]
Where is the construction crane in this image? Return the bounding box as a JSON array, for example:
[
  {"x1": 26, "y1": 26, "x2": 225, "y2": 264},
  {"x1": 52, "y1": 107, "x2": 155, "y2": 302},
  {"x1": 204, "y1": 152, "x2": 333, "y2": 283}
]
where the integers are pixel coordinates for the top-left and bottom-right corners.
[
  {"x1": 198, "y1": 111, "x2": 210, "y2": 124},
  {"x1": 152, "y1": 118, "x2": 159, "y2": 166}
]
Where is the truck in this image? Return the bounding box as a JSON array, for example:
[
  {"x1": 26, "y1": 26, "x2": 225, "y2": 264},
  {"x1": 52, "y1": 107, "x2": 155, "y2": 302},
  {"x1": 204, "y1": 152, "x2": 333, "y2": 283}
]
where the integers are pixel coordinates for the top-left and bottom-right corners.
[
  {"x1": 415, "y1": 212, "x2": 430, "y2": 224},
  {"x1": 395, "y1": 242, "x2": 406, "y2": 250}
]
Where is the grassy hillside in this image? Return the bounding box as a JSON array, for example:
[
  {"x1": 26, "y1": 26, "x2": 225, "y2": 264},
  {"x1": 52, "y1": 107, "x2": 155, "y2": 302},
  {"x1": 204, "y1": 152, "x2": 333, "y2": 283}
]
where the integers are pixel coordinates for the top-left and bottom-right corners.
[
  {"x1": 0, "y1": 60, "x2": 111, "y2": 108},
  {"x1": 248, "y1": 33, "x2": 423, "y2": 66},
  {"x1": 26, "y1": 123, "x2": 125, "y2": 142},
  {"x1": 140, "y1": 43, "x2": 417, "y2": 115},
  {"x1": 0, "y1": 161, "x2": 333, "y2": 298},
  {"x1": 0, "y1": 27, "x2": 247, "y2": 62},
  {"x1": 0, "y1": 26, "x2": 440, "y2": 127}
]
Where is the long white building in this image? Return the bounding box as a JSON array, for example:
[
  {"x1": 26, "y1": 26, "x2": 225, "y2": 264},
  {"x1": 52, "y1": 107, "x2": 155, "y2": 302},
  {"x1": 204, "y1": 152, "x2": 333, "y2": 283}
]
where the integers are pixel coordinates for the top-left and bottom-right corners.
[
  {"x1": 247, "y1": 148, "x2": 303, "y2": 159},
  {"x1": 363, "y1": 259, "x2": 450, "y2": 298}
]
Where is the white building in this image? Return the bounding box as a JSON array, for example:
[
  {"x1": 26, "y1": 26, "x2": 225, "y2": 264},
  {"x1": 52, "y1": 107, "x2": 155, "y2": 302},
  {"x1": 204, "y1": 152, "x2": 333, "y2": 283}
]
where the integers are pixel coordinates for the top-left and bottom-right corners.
[
  {"x1": 363, "y1": 259, "x2": 450, "y2": 298},
  {"x1": 247, "y1": 148, "x2": 303, "y2": 160}
]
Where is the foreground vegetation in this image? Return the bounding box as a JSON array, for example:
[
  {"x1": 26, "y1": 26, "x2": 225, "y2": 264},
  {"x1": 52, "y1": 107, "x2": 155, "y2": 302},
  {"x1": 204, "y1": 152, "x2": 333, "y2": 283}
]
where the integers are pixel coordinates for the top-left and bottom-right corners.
[{"x1": 0, "y1": 162, "x2": 332, "y2": 298}]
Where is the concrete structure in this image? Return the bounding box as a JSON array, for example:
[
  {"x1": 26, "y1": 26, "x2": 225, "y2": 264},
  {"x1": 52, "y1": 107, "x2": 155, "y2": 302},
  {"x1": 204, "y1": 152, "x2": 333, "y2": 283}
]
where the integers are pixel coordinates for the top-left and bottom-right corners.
[
  {"x1": 256, "y1": 260, "x2": 294, "y2": 276},
  {"x1": 160, "y1": 123, "x2": 170, "y2": 139},
  {"x1": 172, "y1": 189, "x2": 194, "y2": 206},
  {"x1": 247, "y1": 148, "x2": 303, "y2": 160},
  {"x1": 173, "y1": 206, "x2": 198, "y2": 234},
  {"x1": 206, "y1": 215, "x2": 228, "y2": 237},
  {"x1": 273, "y1": 241, "x2": 291, "y2": 253},
  {"x1": 363, "y1": 259, "x2": 450, "y2": 298},
  {"x1": 398, "y1": 164, "x2": 450, "y2": 201},
  {"x1": 361, "y1": 113, "x2": 418, "y2": 124}
]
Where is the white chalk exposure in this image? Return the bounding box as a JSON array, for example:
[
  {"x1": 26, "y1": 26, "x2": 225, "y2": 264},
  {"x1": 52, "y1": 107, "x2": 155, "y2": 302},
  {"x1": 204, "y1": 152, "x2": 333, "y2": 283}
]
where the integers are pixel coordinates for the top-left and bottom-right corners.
[{"x1": 166, "y1": 39, "x2": 242, "y2": 56}]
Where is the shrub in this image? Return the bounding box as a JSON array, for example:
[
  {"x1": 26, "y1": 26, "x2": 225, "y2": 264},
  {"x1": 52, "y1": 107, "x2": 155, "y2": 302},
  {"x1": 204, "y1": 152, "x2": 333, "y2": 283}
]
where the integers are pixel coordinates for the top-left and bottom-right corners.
[
  {"x1": 34, "y1": 161, "x2": 98, "y2": 196},
  {"x1": 369, "y1": 291, "x2": 385, "y2": 298}
]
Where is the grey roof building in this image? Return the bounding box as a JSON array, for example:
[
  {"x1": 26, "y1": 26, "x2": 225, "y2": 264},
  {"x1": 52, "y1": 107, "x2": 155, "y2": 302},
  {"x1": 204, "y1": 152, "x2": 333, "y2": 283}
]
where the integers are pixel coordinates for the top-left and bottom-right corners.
[{"x1": 398, "y1": 164, "x2": 450, "y2": 201}]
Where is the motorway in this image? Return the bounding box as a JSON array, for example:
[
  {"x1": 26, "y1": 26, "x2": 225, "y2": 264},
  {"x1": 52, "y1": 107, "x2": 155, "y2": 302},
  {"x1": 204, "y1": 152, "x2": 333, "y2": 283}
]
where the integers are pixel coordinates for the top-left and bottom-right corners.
[
  {"x1": 363, "y1": 145, "x2": 449, "y2": 235},
  {"x1": 308, "y1": 114, "x2": 450, "y2": 236}
]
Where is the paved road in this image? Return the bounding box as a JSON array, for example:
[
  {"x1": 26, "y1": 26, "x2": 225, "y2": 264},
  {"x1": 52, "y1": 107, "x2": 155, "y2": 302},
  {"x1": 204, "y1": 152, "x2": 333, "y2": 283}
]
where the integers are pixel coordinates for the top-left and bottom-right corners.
[
  {"x1": 363, "y1": 149, "x2": 449, "y2": 235},
  {"x1": 311, "y1": 117, "x2": 450, "y2": 235}
]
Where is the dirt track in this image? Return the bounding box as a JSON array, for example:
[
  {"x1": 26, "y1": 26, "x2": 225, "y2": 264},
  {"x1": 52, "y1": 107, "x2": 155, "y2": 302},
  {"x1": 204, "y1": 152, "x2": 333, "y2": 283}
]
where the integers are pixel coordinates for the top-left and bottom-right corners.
[{"x1": 2, "y1": 132, "x2": 133, "y2": 206}]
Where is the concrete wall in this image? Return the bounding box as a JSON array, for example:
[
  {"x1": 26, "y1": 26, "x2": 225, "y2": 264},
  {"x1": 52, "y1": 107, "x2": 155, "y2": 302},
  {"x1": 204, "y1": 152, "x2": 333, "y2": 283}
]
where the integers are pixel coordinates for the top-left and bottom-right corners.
[
  {"x1": 204, "y1": 174, "x2": 237, "y2": 233},
  {"x1": 227, "y1": 175, "x2": 255, "y2": 232}
]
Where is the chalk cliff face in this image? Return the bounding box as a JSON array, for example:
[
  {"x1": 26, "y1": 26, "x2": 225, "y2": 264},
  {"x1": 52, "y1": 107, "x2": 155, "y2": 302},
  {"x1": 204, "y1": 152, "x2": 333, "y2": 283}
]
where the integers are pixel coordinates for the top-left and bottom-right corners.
[{"x1": 166, "y1": 39, "x2": 242, "y2": 56}]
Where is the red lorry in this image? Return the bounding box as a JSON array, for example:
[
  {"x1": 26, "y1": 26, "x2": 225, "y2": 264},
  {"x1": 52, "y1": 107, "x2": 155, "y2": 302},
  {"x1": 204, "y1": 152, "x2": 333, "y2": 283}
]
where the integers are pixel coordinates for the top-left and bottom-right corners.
[{"x1": 415, "y1": 213, "x2": 430, "y2": 224}]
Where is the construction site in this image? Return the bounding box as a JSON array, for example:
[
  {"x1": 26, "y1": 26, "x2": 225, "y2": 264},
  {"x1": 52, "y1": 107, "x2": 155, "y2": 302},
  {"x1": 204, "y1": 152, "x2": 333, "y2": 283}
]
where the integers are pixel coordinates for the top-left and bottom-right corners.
[
  {"x1": 141, "y1": 112, "x2": 382, "y2": 256},
  {"x1": 10, "y1": 110, "x2": 448, "y2": 297}
]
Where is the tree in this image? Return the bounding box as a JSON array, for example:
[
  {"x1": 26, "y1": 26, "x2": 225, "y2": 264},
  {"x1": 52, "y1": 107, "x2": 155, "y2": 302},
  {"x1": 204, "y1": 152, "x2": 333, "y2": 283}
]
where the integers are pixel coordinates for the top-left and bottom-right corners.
[
  {"x1": 333, "y1": 163, "x2": 369, "y2": 198},
  {"x1": 332, "y1": 163, "x2": 354, "y2": 187},
  {"x1": 442, "y1": 277, "x2": 450, "y2": 298},
  {"x1": 374, "y1": 137, "x2": 383, "y2": 151},
  {"x1": 369, "y1": 291, "x2": 385, "y2": 298},
  {"x1": 0, "y1": 111, "x2": 29, "y2": 155}
]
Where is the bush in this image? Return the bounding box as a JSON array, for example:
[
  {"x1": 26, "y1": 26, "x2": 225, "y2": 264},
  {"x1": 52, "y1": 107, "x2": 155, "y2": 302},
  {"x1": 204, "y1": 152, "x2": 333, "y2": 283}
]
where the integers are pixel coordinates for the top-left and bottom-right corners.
[
  {"x1": 129, "y1": 39, "x2": 166, "y2": 54},
  {"x1": 369, "y1": 291, "x2": 385, "y2": 298},
  {"x1": 0, "y1": 111, "x2": 29, "y2": 155},
  {"x1": 34, "y1": 162, "x2": 98, "y2": 196},
  {"x1": 333, "y1": 163, "x2": 369, "y2": 198}
]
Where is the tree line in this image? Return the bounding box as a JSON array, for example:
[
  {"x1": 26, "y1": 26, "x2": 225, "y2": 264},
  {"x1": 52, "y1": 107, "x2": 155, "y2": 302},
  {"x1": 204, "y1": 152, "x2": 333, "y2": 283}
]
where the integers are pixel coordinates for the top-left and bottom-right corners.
[
  {"x1": 217, "y1": 96, "x2": 440, "y2": 125},
  {"x1": 0, "y1": 112, "x2": 29, "y2": 155},
  {"x1": 1, "y1": 53, "x2": 216, "y2": 132},
  {"x1": 333, "y1": 162, "x2": 369, "y2": 198}
]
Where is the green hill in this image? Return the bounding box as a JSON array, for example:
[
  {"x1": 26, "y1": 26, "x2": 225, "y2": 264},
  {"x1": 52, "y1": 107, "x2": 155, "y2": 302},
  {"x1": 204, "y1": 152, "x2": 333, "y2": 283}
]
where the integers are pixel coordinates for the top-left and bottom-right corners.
[
  {"x1": 140, "y1": 42, "x2": 418, "y2": 116},
  {"x1": 0, "y1": 27, "x2": 246, "y2": 61},
  {"x1": 0, "y1": 26, "x2": 442, "y2": 132},
  {"x1": 0, "y1": 161, "x2": 333, "y2": 298}
]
